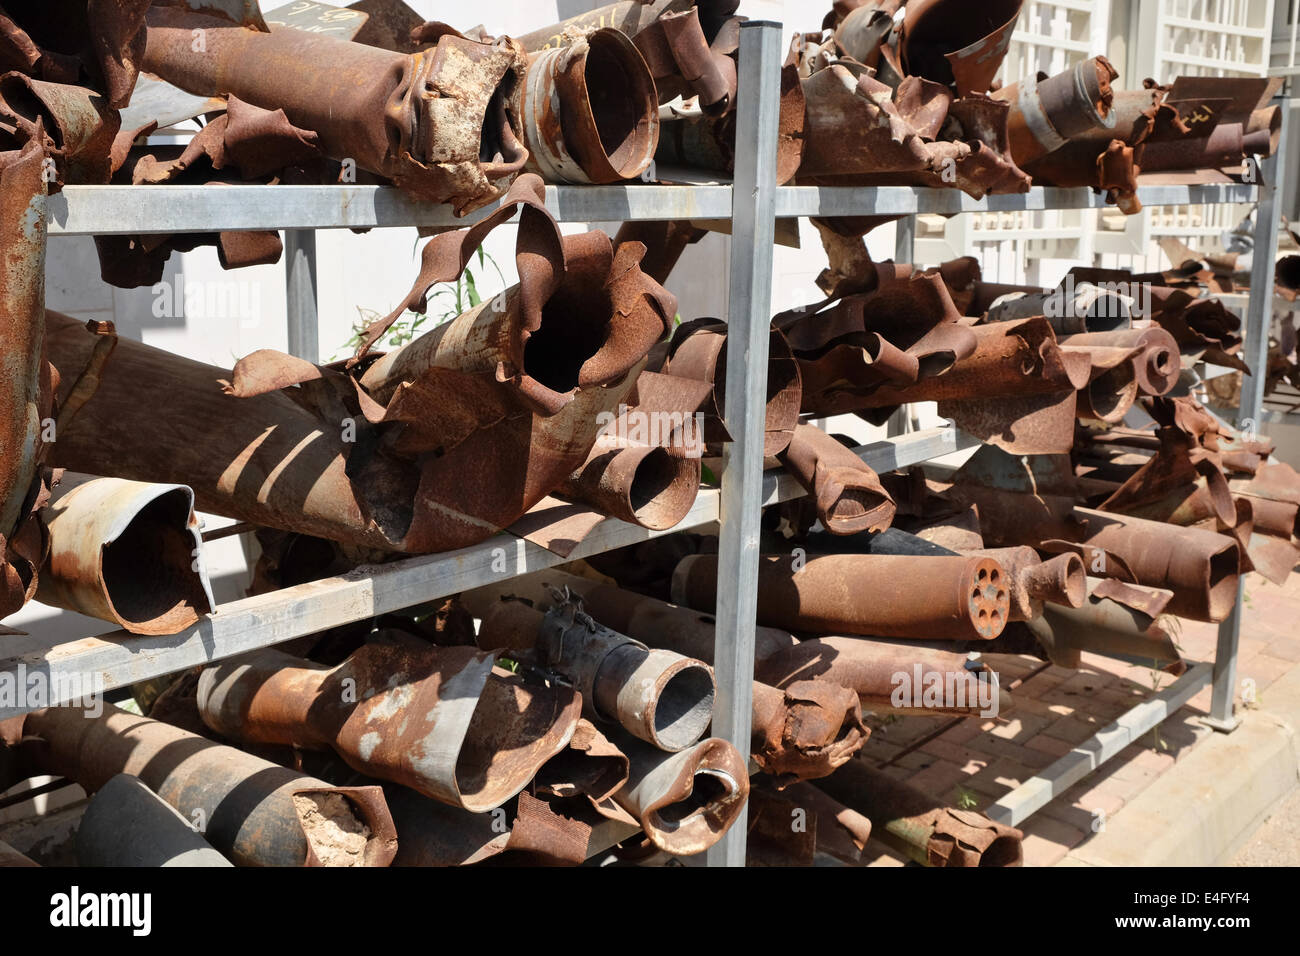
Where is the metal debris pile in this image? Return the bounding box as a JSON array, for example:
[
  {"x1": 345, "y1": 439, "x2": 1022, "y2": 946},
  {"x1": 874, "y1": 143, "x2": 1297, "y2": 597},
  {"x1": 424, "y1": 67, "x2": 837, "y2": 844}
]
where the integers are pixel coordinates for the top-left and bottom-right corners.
[{"x1": 0, "y1": 0, "x2": 1295, "y2": 868}]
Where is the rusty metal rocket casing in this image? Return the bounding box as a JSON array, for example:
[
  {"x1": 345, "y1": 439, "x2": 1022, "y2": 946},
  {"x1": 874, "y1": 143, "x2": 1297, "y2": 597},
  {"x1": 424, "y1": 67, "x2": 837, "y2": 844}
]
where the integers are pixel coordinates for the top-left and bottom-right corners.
[
  {"x1": 36, "y1": 477, "x2": 214, "y2": 635},
  {"x1": 20, "y1": 706, "x2": 398, "y2": 867},
  {"x1": 671, "y1": 552, "x2": 1011, "y2": 641},
  {"x1": 197, "y1": 643, "x2": 581, "y2": 812},
  {"x1": 142, "y1": 5, "x2": 528, "y2": 212}
]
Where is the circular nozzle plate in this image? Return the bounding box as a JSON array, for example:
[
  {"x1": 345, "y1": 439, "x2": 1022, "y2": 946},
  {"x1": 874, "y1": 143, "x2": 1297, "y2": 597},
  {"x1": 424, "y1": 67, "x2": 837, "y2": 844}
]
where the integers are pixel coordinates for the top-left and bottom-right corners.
[{"x1": 968, "y1": 558, "x2": 1012, "y2": 639}]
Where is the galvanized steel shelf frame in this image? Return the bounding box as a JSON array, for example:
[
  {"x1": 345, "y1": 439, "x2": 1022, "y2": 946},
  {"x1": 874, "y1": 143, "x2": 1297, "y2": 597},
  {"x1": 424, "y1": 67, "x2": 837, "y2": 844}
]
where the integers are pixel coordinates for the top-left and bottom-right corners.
[{"x1": 9, "y1": 21, "x2": 1287, "y2": 861}]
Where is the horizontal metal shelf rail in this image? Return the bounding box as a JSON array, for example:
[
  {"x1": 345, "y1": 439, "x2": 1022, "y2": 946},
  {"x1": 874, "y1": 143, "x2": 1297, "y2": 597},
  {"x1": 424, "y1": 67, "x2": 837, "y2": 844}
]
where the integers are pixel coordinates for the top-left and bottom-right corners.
[{"x1": 45, "y1": 184, "x2": 1258, "y2": 235}]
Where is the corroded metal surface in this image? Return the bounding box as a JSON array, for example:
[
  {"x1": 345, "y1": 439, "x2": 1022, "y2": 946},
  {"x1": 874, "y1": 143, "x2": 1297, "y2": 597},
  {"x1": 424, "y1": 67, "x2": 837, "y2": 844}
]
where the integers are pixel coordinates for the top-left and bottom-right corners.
[
  {"x1": 520, "y1": 29, "x2": 658, "y2": 184},
  {"x1": 1025, "y1": 577, "x2": 1183, "y2": 671},
  {"x1": 461, "y1": 566, "x2": 800, "y2": 663},
  {"x1": 900, "y1": 0, "x2": 1022, "y2": 97},
  {"x1": 0, "y1": 135, "x2": 54, "y2": 621},
  {"x1": 777, "y1": 271, "x2": 978, "y2": 419},
  {"x1": 855, "y1": 317, "x2": 1093, "y2": 454},
  {"x1": 475, "y1": 596, "x2": 715, "y2": 752},
  {"x1": 48, "y1": 177, "x2": 674, "y2": 555},
  {"x1": 612, "y1": 733, "x2": 749, "y2": 856},
  {"x1": 786, "y1": 529, "x2": 1084, "y2": 622},
  {"x1": 660, "y1": 318, "x2": 802, "y2": 458},
  {"x1": 1060, "y1": 327, "x2": 1181, "y2": 397},
  {"x1": 779, "y1": 424, "x2": 896, "y2": 535},
  {"x1": 386, "y1": 786, "x2": 592, "y2": 867},
  {"x1": 36, "y1": 477, "x2": 214, "y2": 635},
  {"x1": 142, "y1": 5, "x2": 529, "y2": 212},
  {"x1": 672, "y1": 552, "x2": 1011, "y2": 641},
  {"x1": 756, "y1": 635, "x2": 1011, "y2": 718},
  {"x1": 462, "y1": 571, "x2": 866, "y2": 780},
  {"x1": 815, "y1": 758, "x2": 1023, "y2": 866},
  {"x1": 558, "y1": 429, "x2": 700, "y2": 531},
  {"x1": 994, "y1": 57, "x2": 1117, "y2": 166},
  {"x1": 20, "y1": 706, "x2": 398, "y2": 867},
  {"x1": 0, "y1": 73, "x2": 120, "y2": 185},
  {"x1": 751, "y1": 779, "x2": 872, "y2": 865},
  {"x1": 749, "y1": 679, "x2": 868, "y2": 782},
  {"x1": 196, "y1": 643, "x2": 581, "y2": 811}
]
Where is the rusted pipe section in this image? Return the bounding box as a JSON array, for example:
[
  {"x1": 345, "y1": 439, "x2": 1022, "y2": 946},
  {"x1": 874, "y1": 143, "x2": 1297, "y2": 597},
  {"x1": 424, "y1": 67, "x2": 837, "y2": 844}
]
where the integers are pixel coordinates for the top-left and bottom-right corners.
[
  {"x1": 1060, "y1": 327, "x2": 1181, "y2": 397},
  {"x1": 197, "y1": 643, "x2": 581, "y2": 811},
  {"x1": 748, "y1": 679, "x2": 868, "y2": 782},
  {"x1": 1025, "y1": 578, "x2": 1182, "y2": 670},
  {"x1": 993, "y1": 56, "x2": 1117, "y2": 166},
  {"x1": 389, "y1": 787, "x2": 593, "y2": 867},
  {"x1": 1076, "y1": 508, "x2": 1240, "y2": 622},
  {"x1": 479, "y1": 612, "x2": 866, "y2": 782},
  {"x1": 141, "y1": 5, "x2": 528, "y2": 211},
  {"x1": 612, "y1": 220, "x2": 707, "y2": 285},
  {"x1": 1137, "y1": 114, "x2": 1281, "y2": 174},
  {"x1": 533, "y1": 717, "x2": 630, "y2": 815},
  {"x1": 795, "y1": 64, "x2": 1030, "y2": 197},
  {"x1": 535, "y1": 597, "x2": 714, "y2": 751},
  {"x1": 519, "y1": 29, "x2": 659, "y2": 183},
  {"x1": 461, "y1": 567, "x2": 799, "y2": 662},
  {"x1": 76, "y1": 774, "x2": 233, "y2": 867},
  {"x1": 830, "y1": 2, "x2": 900, "y2": 68},
  {"x1": 516, "y1": 2, "x2": 740, "y2": 110},
  {"x1": 779, "y1": 424, "x2": 896, "y2": 536},
  {"x1": 20, "y1": 706, "x2": 398, "y2": 867},
  {"x1": 984, "y1": 282, "x2": 1133, "y2": 334},
  {"x1": 776, "y1": 781, "x2": 874, "y2": 865},
  {"x1": 779, "y1": 271, "x2": 979, "y2": 418},
  {"x1": 49, "y1": 179, "x2": 675, "y2": 555},
  {"x1": 1062, "y1": 342, "x2": 1143, "y2": 424},
  {"x1": 558, "y1": 433, "x2": 700, "y2": 531},
  {"x1": 815, "y1": 758, "x2": 1023, "y2": 866},
  {"x1": 672, "y1": 552, "x2": 1011, "y2": 641},
  {"x1": 612, "y1": 733, "x2": 749, "y2": 856},
  {"x1": 475, "y1": 596, "x2": 714, "y2": 752},
  {"x1": 757, "y1": 636, "x2": 1010, "y2": 718},
  {"x1": 0, "y1": 134, "x2": 54, "y2": 622},
  {"x1": 0, "y1": 73, "x2": 119, "y2": 184},
  {"x1": 899, "y1": 0, "x2": 1023, "y2": 96},
  {"x1": 660, "y1": 318, "x2": 802, "y2": 458},
  {"x1": 971, "y1": 547, "x2": 1086, "y2": 621},
  {"x1": 464, "y1": 574, "x2": 865, "y2": 781},
  {"x1": 853, "y1": 317, "x2": 1092, "y2": 454},
  {"x1": 35, "y1": 477, "x2": 214, "y2": 635},
  {"x1": 792, "y1": 529, "x2": 1084, "y2": 622}
]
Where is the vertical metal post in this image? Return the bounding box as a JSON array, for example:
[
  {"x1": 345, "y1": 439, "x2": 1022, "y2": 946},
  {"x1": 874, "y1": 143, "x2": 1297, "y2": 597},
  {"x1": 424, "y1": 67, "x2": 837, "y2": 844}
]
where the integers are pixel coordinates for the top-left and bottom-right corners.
[
  {"x1": 284, "y1": 230, "x2": 319, "y2": 361},
  {"x1": 1206, "y1": 99, "x2": 1288, "y2": 732},
  {"x1": 888, "y1": 220, "x2": 916, "y2": 439},
  {"x1": 706, "y1": 19, "x2": 782, "y2": 868},
  {"x1": 895, "y1": 215, "x2": 916, "y2": 264}
]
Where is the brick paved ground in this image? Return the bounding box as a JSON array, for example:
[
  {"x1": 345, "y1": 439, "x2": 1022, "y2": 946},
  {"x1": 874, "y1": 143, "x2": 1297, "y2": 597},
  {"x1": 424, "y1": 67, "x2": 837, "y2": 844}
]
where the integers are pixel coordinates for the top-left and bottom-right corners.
[{"x1": 860, "y1": 569, "x2": 1300, "y2": 866}]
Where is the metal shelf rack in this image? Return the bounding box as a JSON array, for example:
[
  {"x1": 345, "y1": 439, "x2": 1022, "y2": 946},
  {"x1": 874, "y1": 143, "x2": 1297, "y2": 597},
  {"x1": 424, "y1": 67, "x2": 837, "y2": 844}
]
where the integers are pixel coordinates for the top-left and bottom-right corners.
[{"x1": 7, "y1": 20, "x2": 1287, "y2": 865}]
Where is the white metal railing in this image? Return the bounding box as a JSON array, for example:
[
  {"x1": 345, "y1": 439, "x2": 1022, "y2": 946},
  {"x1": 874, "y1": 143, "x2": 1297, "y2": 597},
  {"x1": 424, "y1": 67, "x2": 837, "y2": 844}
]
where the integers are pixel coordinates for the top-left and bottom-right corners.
[{"x1": 1271, "y1": 0, "x2": 1300, "y2": 73}]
